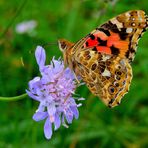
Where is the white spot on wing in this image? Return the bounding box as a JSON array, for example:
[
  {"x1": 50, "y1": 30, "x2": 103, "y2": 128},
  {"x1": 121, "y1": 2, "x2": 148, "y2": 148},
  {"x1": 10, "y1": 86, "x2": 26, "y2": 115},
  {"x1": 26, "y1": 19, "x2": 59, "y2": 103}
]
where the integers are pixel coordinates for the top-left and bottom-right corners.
[
  {"x1": 102, "y1": 69, "x2": 111, "y2": 77},
  {"x1": 125, "y1": 12, "x2": 130, "y2": 17},
  {"x1": 102, "y1": 55, "x2": 111, "y2": 61},
  {"x1": 131, "y1": 23, "x2": 136, "y2": 27},
  {"x1": 111, "y1": 19, "x2": 123, "y2": 28},
  {"x1": 137, "y1": 11, "x2": 143, "y2": 21},
  {"x1": 126, "y1": 28, "x2": 133, "y2": 33}
]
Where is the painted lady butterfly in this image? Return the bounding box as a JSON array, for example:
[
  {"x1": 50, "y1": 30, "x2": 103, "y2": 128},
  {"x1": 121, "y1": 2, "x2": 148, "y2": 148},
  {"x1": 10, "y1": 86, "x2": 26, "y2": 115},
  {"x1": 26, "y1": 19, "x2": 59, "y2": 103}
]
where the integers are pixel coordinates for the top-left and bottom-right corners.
[{"x1": 58, "y1": 10, "x2": 148, "y2": 108}]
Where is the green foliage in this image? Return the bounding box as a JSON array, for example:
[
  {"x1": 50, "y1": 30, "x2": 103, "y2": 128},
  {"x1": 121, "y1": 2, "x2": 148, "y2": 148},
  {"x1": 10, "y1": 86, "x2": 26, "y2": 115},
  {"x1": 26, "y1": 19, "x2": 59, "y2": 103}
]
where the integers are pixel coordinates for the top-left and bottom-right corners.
[{"x1": 0, "y1": 0, "x2": 148, "y2": 147}]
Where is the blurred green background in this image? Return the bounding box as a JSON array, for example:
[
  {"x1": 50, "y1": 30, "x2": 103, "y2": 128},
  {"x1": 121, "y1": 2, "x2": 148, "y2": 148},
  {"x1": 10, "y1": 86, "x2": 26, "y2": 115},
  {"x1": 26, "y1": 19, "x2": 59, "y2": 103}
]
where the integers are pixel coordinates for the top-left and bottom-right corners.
[{"x1": 0, "y1": 0, "x2": 148, "y2": 147}]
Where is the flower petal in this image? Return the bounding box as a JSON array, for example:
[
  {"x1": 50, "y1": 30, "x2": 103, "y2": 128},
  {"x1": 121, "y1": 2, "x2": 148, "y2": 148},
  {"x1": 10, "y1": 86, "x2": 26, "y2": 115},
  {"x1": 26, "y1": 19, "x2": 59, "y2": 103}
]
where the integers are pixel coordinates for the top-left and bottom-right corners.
[
  {"x1": 64, "y1": 68, "x2": 75, "y2": 80},
  {"x1": 47, "y1": 102, "x2": 56, "y2": 116},
  {"x1": 37, "y1": 102, "x2": 46, "y2": 112},
  {"x1": 33, "y1": 111, "x2": 48, "y2": 121},
  {"x1": 51, "y1": 57, "x2": 64, "y2": 74},
  {"x1": 44, "y1": 117, "x2": 52, "y2": 139},
  {"x1": 28, "y1": 77, "x2": 41, "y2": 94},
  {"x1": 70, "y1": 106, "x2": 79, "y2": 119},
  {"x1": 35, "y1": 46, "x2": 46, "y2": 69},
  {"x1": 54, "y1": 113, "x2": 61, "y2": 130},
  {"x1": 26, "y1": 90, "x2": 40, "y2": 101},
  {"x1": 64, "y1": 109, "x2": 73, "y2": 124}
]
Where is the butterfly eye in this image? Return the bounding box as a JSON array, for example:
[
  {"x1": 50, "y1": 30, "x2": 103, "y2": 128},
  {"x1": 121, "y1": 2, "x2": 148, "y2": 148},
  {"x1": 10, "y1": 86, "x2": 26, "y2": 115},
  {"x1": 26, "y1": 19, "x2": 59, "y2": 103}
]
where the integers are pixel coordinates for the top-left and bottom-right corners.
[
  {"x1": 108, "y1": 85, "x2": 115, "y2": 94},
  {"x1": 61, "y1": 42, "x2": 67, "y2": 50},
  {"x1": 58, "y1": 40, "x2": 67, "y2": 52}
]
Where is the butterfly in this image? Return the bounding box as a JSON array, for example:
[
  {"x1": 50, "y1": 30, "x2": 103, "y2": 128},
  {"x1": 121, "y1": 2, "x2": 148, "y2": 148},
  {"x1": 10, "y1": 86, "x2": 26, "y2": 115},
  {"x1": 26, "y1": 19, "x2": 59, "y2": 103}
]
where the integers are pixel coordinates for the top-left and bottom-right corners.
[{"x1": 58, "y1": 10, "x2": 148, "y2": 108}]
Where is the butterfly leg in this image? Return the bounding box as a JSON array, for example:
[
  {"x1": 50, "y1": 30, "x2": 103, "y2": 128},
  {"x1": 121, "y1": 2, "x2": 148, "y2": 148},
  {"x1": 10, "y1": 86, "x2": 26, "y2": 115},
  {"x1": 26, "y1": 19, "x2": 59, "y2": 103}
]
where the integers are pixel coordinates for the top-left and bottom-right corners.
[{"x1": 73, "y1": 72, "x2": 80, "y2": 84}]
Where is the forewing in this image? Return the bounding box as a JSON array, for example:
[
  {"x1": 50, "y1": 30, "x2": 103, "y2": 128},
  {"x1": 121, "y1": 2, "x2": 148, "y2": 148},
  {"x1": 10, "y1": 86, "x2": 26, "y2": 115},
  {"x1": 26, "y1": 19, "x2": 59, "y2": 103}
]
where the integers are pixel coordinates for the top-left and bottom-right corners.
[{"x1": 74, "y1": 10, "x2": 148, "y2": 63}]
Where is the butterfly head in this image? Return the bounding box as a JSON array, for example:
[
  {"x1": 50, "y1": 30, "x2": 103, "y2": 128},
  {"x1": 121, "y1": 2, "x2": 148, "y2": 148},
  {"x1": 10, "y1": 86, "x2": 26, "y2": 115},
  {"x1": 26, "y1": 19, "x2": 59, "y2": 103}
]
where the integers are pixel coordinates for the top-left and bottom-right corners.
[{"x1": 58, "y1": 39, "x2": 74, "y2": 52}]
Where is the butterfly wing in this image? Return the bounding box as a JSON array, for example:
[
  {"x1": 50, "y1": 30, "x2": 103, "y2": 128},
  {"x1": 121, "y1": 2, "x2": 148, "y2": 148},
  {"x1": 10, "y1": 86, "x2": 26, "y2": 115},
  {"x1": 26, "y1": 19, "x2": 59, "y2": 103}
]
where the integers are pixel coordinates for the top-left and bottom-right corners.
[
  {"x1": 72, "y1": 10, "x2": 148, "y2": 107},
  {"x1": 59, "y1": 10, "x2": 148, "y2": 107},
  {"x1": 74, "y1": 10, "x2": 148, "y2": 63},
  {"x1": 74, "y1": 48, "x2": 132, "y2": 107}
]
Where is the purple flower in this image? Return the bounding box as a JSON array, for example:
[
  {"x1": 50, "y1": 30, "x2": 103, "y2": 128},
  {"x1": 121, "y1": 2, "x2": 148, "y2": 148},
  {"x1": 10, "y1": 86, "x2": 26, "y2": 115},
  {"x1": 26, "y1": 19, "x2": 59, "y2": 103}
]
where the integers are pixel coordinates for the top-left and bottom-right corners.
[
  {"x1": 15, "y1": 20, "x2": 37, "y2": 35},
  {"x1": 26, "y1": 46, "x2": 84, "y2": 140}
]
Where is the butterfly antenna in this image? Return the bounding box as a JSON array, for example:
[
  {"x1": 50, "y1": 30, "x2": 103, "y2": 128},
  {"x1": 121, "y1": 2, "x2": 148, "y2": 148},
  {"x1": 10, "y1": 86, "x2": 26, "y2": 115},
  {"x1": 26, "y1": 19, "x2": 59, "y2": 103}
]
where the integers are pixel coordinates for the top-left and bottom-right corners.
[{"x1": 42, "y1": 42, "x2": 58, "y2": 48}]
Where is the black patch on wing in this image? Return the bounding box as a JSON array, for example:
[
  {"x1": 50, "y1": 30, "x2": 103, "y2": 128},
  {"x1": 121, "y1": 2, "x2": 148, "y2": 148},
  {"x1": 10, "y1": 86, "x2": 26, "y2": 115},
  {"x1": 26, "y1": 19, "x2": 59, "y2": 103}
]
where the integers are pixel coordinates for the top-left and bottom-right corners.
[
  {"x1": 119, "y1": 28, "x2": 129, "y2": 40},
  {"x1": 101, "y1": 21, "x2": 120, "y2": 33},
  {"x1": 86, "y1": 41, "x2": 89, "y2": 47},
  {"x1": 92, "y1": 47, "x2": 98, "y2": 52},
  {"x1": 99, "y1": 62, "x2": 106, "y2": 73},
  {"x1": 99, "y1": 66, "x2": 105, "y2": 73},
  {"x1": 97, "y1": 28, "x2": 111, "y2": 36},
  {"x1": 91, "y1": 63, "x2": 97, "y2": 71},
  {"x1": 138, "y1": 34, "x2": 142, "y2": 39},
  {"x1": 125, "y1": 50, "x2": 130, "y2": 58},
  {"x1": 110, "y1": 45, "x2": 120, "y2": 55},
  {"x1": 130, "y1": 48, "x2": 136, "y2": 53},
  {"x1": 101, "y1": 21, "x2": 129, "y2": 40},
  {"x1": 108, "y1": 98, "x2": 115, "y2": 105},
  {"x1": 97, "y1": 37, "x2": 107, "y2": 46},
  {"x1": 125, "y1": 34, "x2": 137, "y2": 62},
  {"x1": 142, "y1": 28, "x2": 147, "y2": 33},
  {"x1": 89, "y1": 34, "x2": 95, "y2": 40}
]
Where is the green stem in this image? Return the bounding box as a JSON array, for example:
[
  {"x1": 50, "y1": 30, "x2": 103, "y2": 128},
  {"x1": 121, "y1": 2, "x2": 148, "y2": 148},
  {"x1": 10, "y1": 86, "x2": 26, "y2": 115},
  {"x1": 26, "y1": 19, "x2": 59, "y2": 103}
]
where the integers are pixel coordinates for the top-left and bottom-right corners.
[{"x1": 0, "y1": 93, "x2": 28, "y2": 101}]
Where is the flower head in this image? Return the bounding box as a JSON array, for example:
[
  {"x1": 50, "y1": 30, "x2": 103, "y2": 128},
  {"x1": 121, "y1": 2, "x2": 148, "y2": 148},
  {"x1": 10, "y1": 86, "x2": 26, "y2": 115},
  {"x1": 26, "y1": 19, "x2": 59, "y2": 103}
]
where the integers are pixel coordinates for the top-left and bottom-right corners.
[
  {"x1": 15, "y1": 20, "x2": 37, "y2": 35},
  {"x1": 26, "y1": 46, "x2": 84, "y2": 139}
]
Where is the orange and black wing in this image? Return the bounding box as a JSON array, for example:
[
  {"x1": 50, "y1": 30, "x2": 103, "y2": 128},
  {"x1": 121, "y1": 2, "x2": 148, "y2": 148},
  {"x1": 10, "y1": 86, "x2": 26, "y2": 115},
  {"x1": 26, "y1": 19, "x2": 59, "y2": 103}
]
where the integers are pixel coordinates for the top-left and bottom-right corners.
[{"x1": 78, "y1": 10, "x2": 148, "y2": 63}]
